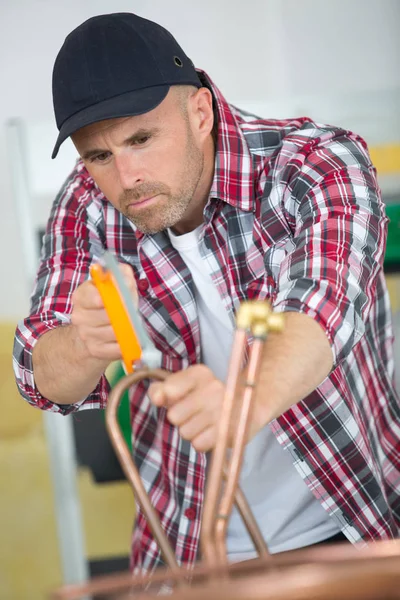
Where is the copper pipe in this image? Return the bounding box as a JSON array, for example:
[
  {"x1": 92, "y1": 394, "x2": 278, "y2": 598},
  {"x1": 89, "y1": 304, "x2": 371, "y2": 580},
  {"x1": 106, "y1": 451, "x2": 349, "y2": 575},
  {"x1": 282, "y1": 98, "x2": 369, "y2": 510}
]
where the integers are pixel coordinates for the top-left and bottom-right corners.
[
  {"x1": 215, "y1": 337, "x2": 267, "y2": 565},
  {"x1": 108, "y1": 302, "x2": 281, "y2": 574},
  {"x1": 164, "y1": 556, "x2": 400, "y2": 600},
  {"x1": 52, "y1": 297, "x2": 400, "y2": 599},
  {"x1": 51, "y1": 540, "x2": 400, "y2": 599},
  {"x1": 201, "y1": 302, "x2": 284, "y2": 568},
  {"x1": 230, "y1": 482, "x2": 269, "y2": 559},
  {"x1": 108, "y1": 363, "x2": 268, "y2": 576},
  {"x1": 105, "y1": 368, "x2": 181, "y2": 575},
  {"x1": 200, "y1": 328, "x2": 247, "y2": 566}
]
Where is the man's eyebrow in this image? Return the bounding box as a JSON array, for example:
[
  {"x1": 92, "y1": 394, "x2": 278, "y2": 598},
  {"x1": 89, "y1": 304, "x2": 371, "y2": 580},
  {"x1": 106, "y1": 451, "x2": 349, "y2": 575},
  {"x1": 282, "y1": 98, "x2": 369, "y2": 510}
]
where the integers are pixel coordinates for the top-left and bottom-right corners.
[
  {"x1": 81, "y1": 127, "x2": 160, "y2": 160},
  {"x1": 123, "y1": 127, "x2": 160, "y2": 145}
]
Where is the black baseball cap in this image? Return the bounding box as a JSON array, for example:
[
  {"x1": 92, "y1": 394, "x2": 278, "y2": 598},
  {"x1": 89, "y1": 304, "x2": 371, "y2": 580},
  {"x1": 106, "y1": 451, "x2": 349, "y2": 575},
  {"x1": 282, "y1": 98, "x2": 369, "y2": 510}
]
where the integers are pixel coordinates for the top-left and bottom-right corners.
[{"x1": 51, "y1": 13, "x2": 202, "y2": 158}]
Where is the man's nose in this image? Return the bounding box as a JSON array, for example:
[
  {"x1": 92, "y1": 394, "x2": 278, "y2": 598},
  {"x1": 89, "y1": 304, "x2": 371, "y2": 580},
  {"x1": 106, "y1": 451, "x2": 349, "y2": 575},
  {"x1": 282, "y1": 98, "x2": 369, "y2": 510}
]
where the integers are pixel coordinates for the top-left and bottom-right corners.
[{"x1": 114, "y1": 152, "x2": 144, "y2": 189}]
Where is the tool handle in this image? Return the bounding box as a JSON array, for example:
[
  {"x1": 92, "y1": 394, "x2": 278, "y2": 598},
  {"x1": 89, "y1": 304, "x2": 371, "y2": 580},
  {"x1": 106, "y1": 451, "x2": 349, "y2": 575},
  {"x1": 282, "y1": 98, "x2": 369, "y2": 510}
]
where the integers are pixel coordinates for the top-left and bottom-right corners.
[{"x1": 90, "y1": 263, "x2": 142, "y2": 373}]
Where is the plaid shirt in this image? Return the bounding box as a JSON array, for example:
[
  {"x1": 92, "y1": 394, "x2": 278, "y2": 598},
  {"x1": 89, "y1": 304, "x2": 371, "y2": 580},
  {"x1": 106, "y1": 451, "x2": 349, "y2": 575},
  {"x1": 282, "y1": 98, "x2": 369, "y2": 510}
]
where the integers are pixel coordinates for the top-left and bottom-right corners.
[{"x1": 14, "y1": 71, "x2": 400, "y2": 571}]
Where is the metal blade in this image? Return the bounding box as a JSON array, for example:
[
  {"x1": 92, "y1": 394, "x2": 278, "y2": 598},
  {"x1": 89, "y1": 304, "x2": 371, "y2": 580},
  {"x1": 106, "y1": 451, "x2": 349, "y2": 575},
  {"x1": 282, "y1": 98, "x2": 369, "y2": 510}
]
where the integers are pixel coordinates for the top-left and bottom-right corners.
[{"x1": 102, "y1": 251, "x2": 161, "y2": 367}]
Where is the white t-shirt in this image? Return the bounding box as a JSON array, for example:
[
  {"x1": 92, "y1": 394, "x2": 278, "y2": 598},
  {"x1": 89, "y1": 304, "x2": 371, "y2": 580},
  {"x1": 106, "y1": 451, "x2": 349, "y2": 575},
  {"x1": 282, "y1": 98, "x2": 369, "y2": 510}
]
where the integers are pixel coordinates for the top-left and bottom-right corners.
[{"x1": 168, "y1": 226, "x2": 340, "y2": 558}]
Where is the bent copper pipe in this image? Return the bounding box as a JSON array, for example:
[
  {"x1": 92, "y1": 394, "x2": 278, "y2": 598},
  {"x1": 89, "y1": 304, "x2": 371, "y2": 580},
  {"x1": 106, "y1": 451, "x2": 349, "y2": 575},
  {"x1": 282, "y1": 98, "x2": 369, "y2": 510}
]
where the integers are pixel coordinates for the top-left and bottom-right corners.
[
  {"x1": 231, "y1": 483, "x2": 269, "y2": 561},
  {"x1": 202, "y1": 302, "x2": 284, "y2": 568},
  {"x1": 201, "y1": 328, "x2": 247, "y2": 567},
  {"x1": 215, "y1": 337, "x2": 266, "y2": 565},
  {"x1": 201, "y1": 331, "x2": 270, "y2": 567},
  {"x1": 107, "y1": 365, "x2": 269, "y2": 575},
  {"x1": 105, "y1": 368, "x2": 182, "y2": 575}
]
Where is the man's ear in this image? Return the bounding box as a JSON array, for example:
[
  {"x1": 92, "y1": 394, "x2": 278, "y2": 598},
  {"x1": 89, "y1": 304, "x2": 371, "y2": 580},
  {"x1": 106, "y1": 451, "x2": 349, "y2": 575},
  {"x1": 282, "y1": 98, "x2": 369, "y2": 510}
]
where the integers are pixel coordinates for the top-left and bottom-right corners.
[{"x1": 190, "y1": 87, "x2": 214, "y2": 138}]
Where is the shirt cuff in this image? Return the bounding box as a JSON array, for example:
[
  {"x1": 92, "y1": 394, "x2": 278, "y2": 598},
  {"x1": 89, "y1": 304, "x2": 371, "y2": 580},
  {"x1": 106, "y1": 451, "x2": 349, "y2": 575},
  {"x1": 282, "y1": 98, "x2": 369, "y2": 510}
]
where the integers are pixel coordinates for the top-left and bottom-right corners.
[{"x1": 14, "y1": 314, "x2": 109, "y2": 415}]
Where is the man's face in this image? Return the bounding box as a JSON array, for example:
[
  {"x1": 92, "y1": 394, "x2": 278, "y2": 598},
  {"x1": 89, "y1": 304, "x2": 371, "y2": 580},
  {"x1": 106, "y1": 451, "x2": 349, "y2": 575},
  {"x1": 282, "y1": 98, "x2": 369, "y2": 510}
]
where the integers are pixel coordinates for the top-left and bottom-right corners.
[{"x1": 72, "y1": 86, "x2": 214, "y2": 234}]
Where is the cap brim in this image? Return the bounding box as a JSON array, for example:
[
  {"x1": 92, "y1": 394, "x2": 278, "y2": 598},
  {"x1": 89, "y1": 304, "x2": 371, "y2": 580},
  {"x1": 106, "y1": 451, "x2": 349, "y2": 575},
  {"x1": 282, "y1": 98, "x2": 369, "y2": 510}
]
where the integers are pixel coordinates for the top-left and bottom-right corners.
[{"x1": 52, "y1": 85, "x2": 170, "y2": 158}]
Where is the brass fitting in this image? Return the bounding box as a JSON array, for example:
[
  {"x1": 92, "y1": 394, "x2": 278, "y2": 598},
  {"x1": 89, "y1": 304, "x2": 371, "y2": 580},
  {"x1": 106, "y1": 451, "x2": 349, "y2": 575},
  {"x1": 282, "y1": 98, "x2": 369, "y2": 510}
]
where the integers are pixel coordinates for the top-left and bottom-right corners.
[{"x1": 236, "y1": 301, "x2": 284, "y2": 337}]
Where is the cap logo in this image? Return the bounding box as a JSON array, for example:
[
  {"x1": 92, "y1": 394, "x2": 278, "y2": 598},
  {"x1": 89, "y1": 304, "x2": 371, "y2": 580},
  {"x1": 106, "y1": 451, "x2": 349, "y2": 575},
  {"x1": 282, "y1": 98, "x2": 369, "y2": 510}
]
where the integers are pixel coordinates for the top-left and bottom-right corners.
[{"x1": 174, "y1": 56, "x2": 183, "y2": 67}]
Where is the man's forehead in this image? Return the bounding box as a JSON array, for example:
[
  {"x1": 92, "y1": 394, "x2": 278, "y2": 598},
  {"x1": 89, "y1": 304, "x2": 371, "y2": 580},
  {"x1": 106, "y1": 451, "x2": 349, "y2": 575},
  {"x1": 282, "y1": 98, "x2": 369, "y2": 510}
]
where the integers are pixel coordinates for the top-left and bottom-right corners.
[
  {"x1": 72, "y1": 115, "x2": 143, "y2": 144},
  {"x1": 72, "y1": 87, "x2": 183, "y2": 145}
]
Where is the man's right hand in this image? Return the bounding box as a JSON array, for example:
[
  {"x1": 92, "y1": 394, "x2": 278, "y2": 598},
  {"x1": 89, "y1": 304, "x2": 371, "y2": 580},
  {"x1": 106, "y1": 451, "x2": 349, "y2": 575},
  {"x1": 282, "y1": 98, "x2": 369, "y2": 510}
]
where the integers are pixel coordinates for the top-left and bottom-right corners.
[
  {"x1": 33, "y1": 262, "x2": 138, "y2": 404},
  {"x1": 70, "y1": 263, "x2": 138, "y2": 363}
]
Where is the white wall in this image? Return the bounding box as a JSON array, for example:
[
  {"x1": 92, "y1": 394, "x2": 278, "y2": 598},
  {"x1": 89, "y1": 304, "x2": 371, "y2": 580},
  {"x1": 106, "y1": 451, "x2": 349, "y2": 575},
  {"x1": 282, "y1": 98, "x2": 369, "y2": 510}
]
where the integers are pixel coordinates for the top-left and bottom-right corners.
[{"x1": 1, "y1": 0, "x2": 400, "y2": 320}]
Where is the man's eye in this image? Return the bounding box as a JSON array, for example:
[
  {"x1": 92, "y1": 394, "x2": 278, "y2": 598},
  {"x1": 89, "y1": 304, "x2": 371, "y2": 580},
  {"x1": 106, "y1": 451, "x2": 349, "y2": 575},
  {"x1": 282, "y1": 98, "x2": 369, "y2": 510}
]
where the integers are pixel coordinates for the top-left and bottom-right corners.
[
  {"x1": 90, "y1": 152, "x2": 110, "y2": 163},
  {"x1": 134, "y1": 136, "x2": 150, "y2": 145}
]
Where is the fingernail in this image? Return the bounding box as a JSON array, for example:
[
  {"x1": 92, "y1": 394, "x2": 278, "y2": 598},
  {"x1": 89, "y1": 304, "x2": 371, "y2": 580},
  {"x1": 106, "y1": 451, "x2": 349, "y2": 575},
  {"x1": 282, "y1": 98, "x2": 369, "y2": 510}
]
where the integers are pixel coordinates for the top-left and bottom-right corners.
[{"x1": 152, "y1": 390, "x2": 162, "y2": 405}]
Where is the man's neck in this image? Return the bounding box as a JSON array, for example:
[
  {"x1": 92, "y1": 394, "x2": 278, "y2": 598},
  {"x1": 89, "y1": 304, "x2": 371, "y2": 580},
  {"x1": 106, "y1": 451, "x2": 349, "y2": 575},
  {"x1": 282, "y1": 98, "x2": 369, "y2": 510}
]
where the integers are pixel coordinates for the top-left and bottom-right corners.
[{"x1": 171, "y1": 136, "x2": 215, "y2": 236}]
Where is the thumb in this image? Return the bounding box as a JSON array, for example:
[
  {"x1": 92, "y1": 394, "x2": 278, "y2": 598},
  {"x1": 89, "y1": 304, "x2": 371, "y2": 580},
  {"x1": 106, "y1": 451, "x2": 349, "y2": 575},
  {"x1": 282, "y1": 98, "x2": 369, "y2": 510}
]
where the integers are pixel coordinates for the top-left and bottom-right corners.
[{"x1": 148, "y1": 382, "x2": 166, "y2": 407}]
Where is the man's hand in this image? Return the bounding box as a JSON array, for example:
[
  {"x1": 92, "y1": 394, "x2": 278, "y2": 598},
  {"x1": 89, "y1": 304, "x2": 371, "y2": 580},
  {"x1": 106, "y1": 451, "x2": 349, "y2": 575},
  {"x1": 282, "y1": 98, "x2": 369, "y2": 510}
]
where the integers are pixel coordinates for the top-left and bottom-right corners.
[
  {"x1": 70, "y1": 262, "x2": 138, "y2": 363},
  {"x1": 33, "y1": 262, "x2": 139, "y2": 405},
  {"x1": 148, "y1": 313, "x2": 333, "y2": 451},
  {"x1": 148, "y1": 364, "x2": 267, "y2": 452}
]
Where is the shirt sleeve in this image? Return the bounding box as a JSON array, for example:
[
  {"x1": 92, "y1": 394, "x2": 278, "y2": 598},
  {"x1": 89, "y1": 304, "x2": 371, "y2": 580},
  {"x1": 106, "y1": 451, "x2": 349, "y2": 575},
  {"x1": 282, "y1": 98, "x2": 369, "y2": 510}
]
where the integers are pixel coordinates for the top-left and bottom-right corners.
[
  {"x1": 13, "y1": 167, "x2": 110, "y2": 415},
  {"x1": 272, "y1": 129, "x2": 388, "y2": 367}
]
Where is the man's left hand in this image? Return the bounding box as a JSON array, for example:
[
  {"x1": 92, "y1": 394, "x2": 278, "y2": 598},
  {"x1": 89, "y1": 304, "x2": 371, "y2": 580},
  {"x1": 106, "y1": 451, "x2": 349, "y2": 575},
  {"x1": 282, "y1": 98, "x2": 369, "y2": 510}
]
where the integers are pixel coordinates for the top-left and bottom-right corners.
[{"x1": 148, "y1": 364, "x2": 266, "y2": 452}]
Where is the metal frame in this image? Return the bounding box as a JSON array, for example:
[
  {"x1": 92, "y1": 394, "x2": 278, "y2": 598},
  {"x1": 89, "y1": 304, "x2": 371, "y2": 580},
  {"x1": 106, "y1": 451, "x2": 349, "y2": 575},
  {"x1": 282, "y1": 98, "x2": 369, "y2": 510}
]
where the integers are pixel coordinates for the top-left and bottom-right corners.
[{"x1": 6, "y1": 118, "x2": 89, "y2": 586}]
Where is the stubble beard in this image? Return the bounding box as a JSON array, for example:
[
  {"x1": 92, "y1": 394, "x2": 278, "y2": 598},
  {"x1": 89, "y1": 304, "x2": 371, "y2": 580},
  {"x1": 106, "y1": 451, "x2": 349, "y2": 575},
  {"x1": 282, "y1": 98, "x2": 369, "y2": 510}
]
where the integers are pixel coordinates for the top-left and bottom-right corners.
[{"x1": 120, "y1": 130, "x2": 204, "y2": 235}]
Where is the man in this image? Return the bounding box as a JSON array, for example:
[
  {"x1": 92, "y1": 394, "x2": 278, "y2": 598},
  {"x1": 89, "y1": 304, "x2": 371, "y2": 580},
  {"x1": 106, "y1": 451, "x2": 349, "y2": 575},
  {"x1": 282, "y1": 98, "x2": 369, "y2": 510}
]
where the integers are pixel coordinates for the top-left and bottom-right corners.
[{"x1": 13, "y1": 12, "x2": 400, "y2": 572}]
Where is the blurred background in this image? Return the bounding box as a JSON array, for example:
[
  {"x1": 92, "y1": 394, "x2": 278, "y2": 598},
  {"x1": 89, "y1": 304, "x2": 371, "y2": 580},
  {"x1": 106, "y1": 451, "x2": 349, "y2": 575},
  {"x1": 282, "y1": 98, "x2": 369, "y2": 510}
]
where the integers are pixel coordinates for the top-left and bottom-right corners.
[{"x1": 0, "y1": 0, "x2": 399, "y2": 598}]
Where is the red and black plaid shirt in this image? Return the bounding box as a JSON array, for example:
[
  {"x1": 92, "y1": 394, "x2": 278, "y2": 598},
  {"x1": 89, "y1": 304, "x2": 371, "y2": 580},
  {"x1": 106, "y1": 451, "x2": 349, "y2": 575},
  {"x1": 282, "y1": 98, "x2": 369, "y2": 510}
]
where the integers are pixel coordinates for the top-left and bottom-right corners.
[{"x1": 14, "y1": 71, "x2": 400, "y2": 571}]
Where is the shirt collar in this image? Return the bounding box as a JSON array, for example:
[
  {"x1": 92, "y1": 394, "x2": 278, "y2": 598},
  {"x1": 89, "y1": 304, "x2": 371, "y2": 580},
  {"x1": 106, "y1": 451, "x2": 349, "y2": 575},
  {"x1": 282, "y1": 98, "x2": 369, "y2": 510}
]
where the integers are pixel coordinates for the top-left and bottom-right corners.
[{"x1": 201, "y1": 70, "x2": 256, "y2": 213}]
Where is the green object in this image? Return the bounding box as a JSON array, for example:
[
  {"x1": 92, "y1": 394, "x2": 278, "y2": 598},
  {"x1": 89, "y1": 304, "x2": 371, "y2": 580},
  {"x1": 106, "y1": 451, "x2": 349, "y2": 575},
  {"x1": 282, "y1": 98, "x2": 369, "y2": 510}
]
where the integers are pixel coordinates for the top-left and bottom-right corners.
[
  {"x1": 385, "y1": 203, "x2": 400, "y2": 269},
  {"x1": 106, "y1": 361, "x2": 133, "y2": 452}
]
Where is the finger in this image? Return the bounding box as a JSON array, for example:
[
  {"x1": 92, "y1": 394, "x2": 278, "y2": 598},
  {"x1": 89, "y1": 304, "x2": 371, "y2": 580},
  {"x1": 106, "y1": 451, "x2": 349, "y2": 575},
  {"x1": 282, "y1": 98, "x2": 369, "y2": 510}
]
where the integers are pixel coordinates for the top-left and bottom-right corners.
[
  {"x1": 177, "y1": 409, "x2": 214, "y2": 441},
  {"x1": 89, "y1": 310, "x2": 114, "y2": 327},
  {"x1": 148, "y1": 381, "x2": 167, "y2": 407},
  {"x1": 167, "y1": 376, "x2": 224, "y2": 421},
  {"x1": 75, "y1": 322, "x2": 118, "y2": 349},
  {"x1": 85, "y1": 341, "x2": 122, "y2": 361},
  {"x1": 86, "y1": 323, "x2": 118, "y2": 344},
  {"x1": 72, "y1": 308, "x2": 113, "y2": 329},
  {"x1": 74, "y1": 280, "x2": 104, "y2": 310},
  {"x1": 191, "y1": 426, "x2": 216, "y2": 453},
  {"x1": 161, "y1": 364, "x2": 215, "y2": 406},
  {"x1": 148, "y1": 372, "x2": 196, "y2": 408},
  {"x1": 166, "y1": 394, "x2": 204, "y2": 426}
]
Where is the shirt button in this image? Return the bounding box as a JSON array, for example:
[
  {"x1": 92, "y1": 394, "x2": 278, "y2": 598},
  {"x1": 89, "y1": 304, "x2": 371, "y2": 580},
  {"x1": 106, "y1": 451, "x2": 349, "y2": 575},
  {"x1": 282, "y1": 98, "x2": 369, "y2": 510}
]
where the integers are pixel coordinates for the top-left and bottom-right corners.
[
  {"x1": 83, "y1": 179, "x2": 93, "y2": 190},
  {"x1": 184, "y1": 507, "x2": 196, "y2": 520},
  {"x1": 137, "y1": 278, "x2": 149, "y2": 292}
]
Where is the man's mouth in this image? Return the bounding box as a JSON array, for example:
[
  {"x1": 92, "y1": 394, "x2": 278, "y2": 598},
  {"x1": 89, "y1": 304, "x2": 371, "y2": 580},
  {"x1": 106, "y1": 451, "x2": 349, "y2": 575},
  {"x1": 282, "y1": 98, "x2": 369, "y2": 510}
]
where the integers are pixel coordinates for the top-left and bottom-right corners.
[{"x1": 127, "y1": 194, "x2": 161, "y2": 209}]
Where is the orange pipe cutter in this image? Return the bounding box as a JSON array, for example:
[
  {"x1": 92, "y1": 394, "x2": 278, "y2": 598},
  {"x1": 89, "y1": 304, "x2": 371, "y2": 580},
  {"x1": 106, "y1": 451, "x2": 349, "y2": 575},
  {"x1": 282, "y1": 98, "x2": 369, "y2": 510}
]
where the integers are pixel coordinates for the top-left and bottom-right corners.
[{"x1": 90, "y1": 252, "x2": 161, "y2": 373}]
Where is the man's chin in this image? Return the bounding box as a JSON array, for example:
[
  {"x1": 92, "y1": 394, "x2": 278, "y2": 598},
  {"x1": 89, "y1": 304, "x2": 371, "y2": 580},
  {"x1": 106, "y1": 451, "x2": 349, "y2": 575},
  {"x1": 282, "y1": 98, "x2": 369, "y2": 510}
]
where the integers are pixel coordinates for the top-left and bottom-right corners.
[
  {"x1": 123, "y1": 202, "x2": 188, "y2": 235},
  {"x1": 125, "y1": 214, "x2": 174, "y2": 235}
]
